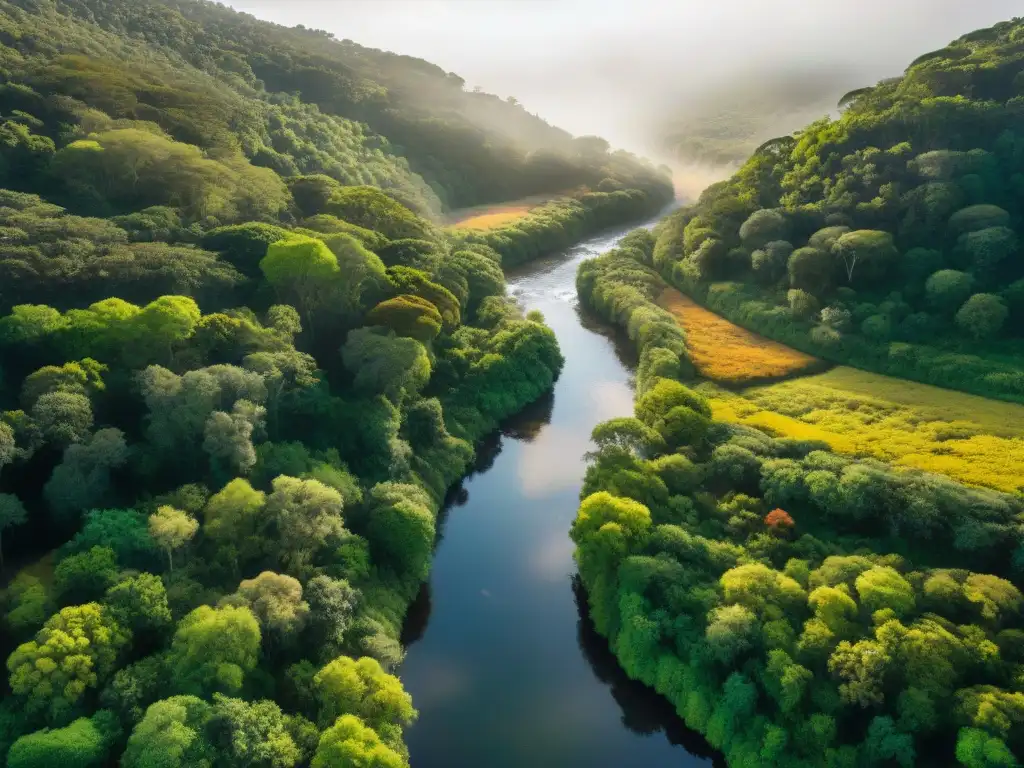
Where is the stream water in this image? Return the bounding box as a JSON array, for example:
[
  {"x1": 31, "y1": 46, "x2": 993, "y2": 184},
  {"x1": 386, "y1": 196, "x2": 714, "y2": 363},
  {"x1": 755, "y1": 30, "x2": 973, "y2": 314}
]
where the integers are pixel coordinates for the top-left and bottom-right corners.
[{"x1": 400, "y1": 215, "x2": 723, "y2": 768}]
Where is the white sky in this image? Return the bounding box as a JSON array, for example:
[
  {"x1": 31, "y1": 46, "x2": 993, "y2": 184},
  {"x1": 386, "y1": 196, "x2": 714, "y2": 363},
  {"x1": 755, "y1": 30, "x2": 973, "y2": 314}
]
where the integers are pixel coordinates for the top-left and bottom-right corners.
[{"x1": 226, "y1": 0, "x2": 1022, "y2": 155}]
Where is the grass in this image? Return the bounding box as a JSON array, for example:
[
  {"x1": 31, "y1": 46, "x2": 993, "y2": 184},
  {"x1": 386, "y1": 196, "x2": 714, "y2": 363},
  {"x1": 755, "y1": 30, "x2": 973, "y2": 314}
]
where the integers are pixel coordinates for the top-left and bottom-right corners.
[
  {"x1": 701, "y1": 366, "x2": 1024, "y2": 493},
  {"x1": 450, "y1": 207, "x2": 533, "y2": 230},
  {"x1": 447, "y1": 193, "x2": 565, "y2": 230},
  {"x1": 656, "y1": 287, "x2": 822, "y2": 384}
]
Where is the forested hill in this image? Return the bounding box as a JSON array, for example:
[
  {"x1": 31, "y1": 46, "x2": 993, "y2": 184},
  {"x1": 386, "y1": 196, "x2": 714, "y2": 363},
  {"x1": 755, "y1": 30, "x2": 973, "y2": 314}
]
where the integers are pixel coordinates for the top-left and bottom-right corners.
[
  {"x1": 653, "y1": 16, "x2": 1024, "y2": 402},
  {"x1": 0, "y1": 0, "x2": 670, "y2": 214},
  {"x1": 0, "y1": 1, "x2": 670, "y2": 765}
]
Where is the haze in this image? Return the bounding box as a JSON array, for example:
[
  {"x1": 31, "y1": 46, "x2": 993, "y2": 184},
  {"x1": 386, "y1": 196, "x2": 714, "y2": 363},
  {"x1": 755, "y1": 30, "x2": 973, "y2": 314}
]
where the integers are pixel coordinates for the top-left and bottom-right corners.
[{"x1": 227, "y1": 0, "x2": 1021, "y2": 159}]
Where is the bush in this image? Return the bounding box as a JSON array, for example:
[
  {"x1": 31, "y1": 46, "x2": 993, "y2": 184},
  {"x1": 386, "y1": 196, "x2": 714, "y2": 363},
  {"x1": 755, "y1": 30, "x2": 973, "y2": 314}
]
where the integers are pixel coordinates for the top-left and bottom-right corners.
[
  {"x1": 925, "y1": 270, "x2": 973, "y2": 314},
  {"x1": 787, "y1": 289, "x2": 820, "y2": 320},
  {"x1": 955, "y1": 293, "x2": 1008, "y2": 339}
]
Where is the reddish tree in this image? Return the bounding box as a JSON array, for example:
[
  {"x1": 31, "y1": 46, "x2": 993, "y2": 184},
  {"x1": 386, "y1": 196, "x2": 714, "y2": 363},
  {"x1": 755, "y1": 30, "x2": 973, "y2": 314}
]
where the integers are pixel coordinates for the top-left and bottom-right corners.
[{"x1": 765, "y1": 508, "x2": 795, "y2": 534}]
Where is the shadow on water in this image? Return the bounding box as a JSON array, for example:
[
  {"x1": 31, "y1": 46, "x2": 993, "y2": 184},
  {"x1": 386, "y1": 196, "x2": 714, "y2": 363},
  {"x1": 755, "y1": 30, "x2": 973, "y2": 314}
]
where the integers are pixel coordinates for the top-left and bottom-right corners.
[{"x1": 572, "y1": 577, "x2": 726, "y2": 767}]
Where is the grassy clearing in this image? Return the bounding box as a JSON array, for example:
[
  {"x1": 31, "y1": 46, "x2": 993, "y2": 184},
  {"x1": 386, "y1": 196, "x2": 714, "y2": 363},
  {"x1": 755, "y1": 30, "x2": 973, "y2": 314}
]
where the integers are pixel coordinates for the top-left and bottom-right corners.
[
  {"x1": 450, "y1": 206, "x2": 533, "y2": 230},
  {"x1": 656, "y1": 286, "x2": 821, "y2": 384},
  {"x1": 447, "y1": 193, "x2": 565, "y2": 230},
  {"x1": 702, "y1": 366, "x2": 1024, "y2": 492}
]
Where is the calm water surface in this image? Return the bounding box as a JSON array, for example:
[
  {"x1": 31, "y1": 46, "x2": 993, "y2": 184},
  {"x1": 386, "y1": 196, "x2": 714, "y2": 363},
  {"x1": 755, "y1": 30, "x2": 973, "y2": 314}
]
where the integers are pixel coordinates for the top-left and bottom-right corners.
[{"x1": 400, "y1": 216, "x2": 723, "y2": 768}]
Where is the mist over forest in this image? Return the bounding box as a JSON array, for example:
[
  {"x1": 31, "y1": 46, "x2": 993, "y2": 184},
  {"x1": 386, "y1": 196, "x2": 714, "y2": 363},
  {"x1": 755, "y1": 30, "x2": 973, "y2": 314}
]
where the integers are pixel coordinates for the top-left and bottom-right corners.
[{"x1": 228, "y1": 0, "x2": 1022, "y2": 183}]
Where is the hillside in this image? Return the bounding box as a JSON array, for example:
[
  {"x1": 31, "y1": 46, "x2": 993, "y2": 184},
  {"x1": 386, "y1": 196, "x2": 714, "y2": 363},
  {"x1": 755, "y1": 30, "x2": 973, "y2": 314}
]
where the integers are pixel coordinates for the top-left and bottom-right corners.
[
  {"x1": 653, "y1": 16, "x2": 1024, "y2": 402},
  {"x1": 659, "y1": 65, "x2": 850, "y2": 167},
  {"x1": 0, "y1": 1, "x2": 672, "y2": 765},
  {"x1": 0, "y1": 0, "x2": 671, "y2": 214},
  {"x1": 576, "y1": 218, "x2": 1024, "y2": 768}
]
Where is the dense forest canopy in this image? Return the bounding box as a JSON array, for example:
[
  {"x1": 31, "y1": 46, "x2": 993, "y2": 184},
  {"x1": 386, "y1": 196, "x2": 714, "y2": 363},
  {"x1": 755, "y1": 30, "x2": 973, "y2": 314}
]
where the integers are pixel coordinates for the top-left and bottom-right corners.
[
  {"x1": 0, "y1": 0, "x2": 670, "y2": 213},
  {"x1": 0, "y1": 0, "x2": 672, "y2": 765},
  {"x1": 651, "y1": 16, "x2": 1024, "y2": 402},
  {"x1": 577, "y1": 219, "x2": 1024, "y2": 767}
]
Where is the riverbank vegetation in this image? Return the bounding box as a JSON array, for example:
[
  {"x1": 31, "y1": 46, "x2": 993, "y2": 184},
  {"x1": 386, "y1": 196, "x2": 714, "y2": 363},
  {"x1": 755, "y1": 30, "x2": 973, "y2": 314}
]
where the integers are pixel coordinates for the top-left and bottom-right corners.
[
  {"x1": 0, "y1": 0, "x2": 720, "y2": 764},
  {"x1": 655, "y1": 287, "x2": 823, "y2": 385},
  {"x1": 457, "y1": 183, "x2": 674, "y2": 268},
  {"x1": 575, "y1": 228, "x2": 1024, "y2": 767},
  {"x1": 651, "y1": 16, "x2": 1024, "y2": 403}
]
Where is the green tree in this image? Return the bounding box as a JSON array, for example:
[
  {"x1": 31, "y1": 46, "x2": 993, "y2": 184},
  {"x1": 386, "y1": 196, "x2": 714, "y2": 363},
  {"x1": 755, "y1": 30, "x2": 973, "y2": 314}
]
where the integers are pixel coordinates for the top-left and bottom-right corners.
[
  {"x1": 21, "y1": 359, "x2": 106, "y2": 410},
  {"x1": 739, "y1": 209, "x2": 789, "y2": 249},
  {"x1": 168, "y1": 605, "x2": 260, "y2": 697},
  {"x1": 366, "y1": 490, "x2": 434, "y2": 584},
  {"x1": 956, "y1": 294, "x2": 1009, "y2": 340},
  {"x1": 305, "y1": 576, "x2": 360, "y2": 659},
  {"x1": 954, "y1": 227, "x2": 1018, "y2": 275},
  {"x1": 104, "y1": 573, "x2": 172, "y2": 637},
  {"x1": 206, "y1": 694, "x2": 301, "y2": 767},
  {"x1": 7, "y1": 603, "x2": 129, "y2": 721},
  {"x1": 311, "y1": 714, "x2": 406, "y2": 768},
  {"x1": 341, "y1": 328, "x2": 431, "y2": 403},
  {"x1": 44, "y1": 430, "x2": 130, "y2": 528},
  {"x1": 132, "y1": 296, "x2": 201, "y2": 367},
  {"x1": 203, "y1": 478, "x2": 267, "y2": 566},
  {"x1": 366, "y1": 295, "x2": 442, "y2": 342},
  {"x1": 260, "y1": 236, "x2": 340, "y2": 335},
  {"x1": 0, "y1": 493, "x2": 27, "y2": 568},
  {"x1": 6, "y1": 713, "x2": 114, "y2": 768},
  {"x1": 63, "y1": 508, "x2": 157, "y2": 570},
  {"x1": 788, "y1": 247, "x2": 832, "y2": 291},
  {"x1": 31, "y1": 391, "x2": 93, "y2": 447},
  {"x1": 787, "y1": 289, "x2": 821, "y2": 320},
  {"x1": 634, "y1": 379, "x2": 711, "y2": 426},
  {"x1": 121, "y1": 695, "x2": 213, "y2": 768},
  {"x1": 926, "y1": 269, "x2": 974, "y2": 314},
  {"x1": 53, "y1": 546, "x2": 119, "y2": 606},
  {"x1": 231, "y1": 571, "x2": 309, "y2": 640},
  {"x1": 833, "y1": 230, "x2": 898, "y2": 285},
  {"x1": 148, "y1": 506, "x2": 198, "y2": 573},
  {"x1": 313, "y1": 655, "x2": 416, "y2": 730},
  {"x1": 955, "y1": 727, "x2": 1018, "y2": 768},
  {"x1": 265, "y1": 476, "x2": 345, "y2": 572}
]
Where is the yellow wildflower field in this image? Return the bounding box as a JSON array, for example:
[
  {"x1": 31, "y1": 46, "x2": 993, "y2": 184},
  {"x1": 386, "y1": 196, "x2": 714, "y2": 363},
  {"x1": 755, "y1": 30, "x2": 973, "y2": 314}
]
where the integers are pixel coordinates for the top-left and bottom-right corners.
[
  {"x1": 656, "y1": 287, "x2": 821, "y2": 384},
  {"x1": 704, "y1": 367, "x2": 1024, "y2": 493}
]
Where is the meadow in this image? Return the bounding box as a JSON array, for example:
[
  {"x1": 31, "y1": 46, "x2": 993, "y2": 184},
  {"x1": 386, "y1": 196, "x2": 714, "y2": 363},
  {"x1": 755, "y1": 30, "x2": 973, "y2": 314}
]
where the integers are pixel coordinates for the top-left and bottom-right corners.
[
  {"x1": 702, "y1": 366, "x2": 1024, "y2": 492},
  {"x1": 655, "y1": 286, "x2": 822, "y2": 384},
  {"x1": 447, "y1": 193, "x2": 563, "y2": 230}
]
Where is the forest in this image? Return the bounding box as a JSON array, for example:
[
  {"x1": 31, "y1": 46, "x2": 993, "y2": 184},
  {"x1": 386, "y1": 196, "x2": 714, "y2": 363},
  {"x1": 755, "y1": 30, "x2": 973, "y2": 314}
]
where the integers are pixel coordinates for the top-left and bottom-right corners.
[
  {"x1": 573, "y1": 16, "x2": 1024, "y2": 766},
  {"x1": 0, "y1": 0, "x2": 674, "y2": 765},
  {"x1": 650, "y1": 17, "x2": 1024, "y2": 403},
  {"x1": 577, "y1": 226, "x2": 1024, "y2": 767}
]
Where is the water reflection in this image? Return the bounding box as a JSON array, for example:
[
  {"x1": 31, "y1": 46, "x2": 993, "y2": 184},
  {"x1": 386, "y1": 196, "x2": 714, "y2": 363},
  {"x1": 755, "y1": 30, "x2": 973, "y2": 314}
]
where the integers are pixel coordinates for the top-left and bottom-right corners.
[
  {"x1": 401, "y1": 582, "x2": 431, "y2": 646},
  {"x1": 502, "y1": 391, "x2": 554, "y2": 442},
  {"x1": 572, "y1": 577, "x2": 726, "y2": 765},
  {"x1": 400, "y1": 207, "x2": 719, "y2": 767}
]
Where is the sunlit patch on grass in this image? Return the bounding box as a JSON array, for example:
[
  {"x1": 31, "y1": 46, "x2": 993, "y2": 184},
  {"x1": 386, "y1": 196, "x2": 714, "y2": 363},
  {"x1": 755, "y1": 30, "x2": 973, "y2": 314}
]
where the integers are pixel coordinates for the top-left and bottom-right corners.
[
  {"x1": 656, "y1": 287, "x2": 821, "y2": 384},
  {"x1": 450, "y1": 207, "x2": 534, "y2": 230},
  {"x1": 704, "y1": 367, "x2": 1024, "y2": 493}
]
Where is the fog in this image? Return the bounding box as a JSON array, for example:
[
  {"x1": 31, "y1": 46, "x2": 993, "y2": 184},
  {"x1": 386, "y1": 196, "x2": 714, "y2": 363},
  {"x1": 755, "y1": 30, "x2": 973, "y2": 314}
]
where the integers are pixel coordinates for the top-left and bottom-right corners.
[{"x1": 227, "y1": 0, "x2": 1020, "y2": 165}]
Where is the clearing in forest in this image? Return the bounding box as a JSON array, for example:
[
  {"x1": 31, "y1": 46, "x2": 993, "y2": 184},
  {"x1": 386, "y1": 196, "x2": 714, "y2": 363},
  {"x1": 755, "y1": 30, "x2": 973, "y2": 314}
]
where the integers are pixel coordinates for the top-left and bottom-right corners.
[
  {"x1": 447, "y1": 193, "x2": 563, "y2": 230},
  {"x1": 704, "y1": 366, "x2": 1024, "y2": 493},
  {"x1": 656, "y1": 287, "x2": 821, "y2": 384}
]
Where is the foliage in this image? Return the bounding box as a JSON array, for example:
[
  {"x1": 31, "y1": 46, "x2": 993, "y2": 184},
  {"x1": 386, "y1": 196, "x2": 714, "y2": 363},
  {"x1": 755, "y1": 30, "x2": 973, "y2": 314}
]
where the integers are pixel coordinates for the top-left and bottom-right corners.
[
  {"x1": 0, "y1": 0, "x2": 657, "y2": 761},
  {"x1": 648, "y1": 16, "x2": 1024, "y2": 403}
]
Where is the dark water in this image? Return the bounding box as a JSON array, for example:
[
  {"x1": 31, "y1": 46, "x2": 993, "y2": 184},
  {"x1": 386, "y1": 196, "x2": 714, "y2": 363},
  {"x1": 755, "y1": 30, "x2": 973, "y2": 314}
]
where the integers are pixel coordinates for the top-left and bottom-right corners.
[{"x1": 400, "y1": 218, "x2": 723, "y2": 768}]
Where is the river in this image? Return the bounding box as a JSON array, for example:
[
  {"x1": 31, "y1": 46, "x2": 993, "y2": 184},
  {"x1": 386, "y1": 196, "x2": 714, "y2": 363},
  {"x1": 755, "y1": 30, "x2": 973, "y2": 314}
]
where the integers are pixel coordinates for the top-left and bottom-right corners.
[{"x1": 399, "y1": 214, "x2": 724, "y2": 767}]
